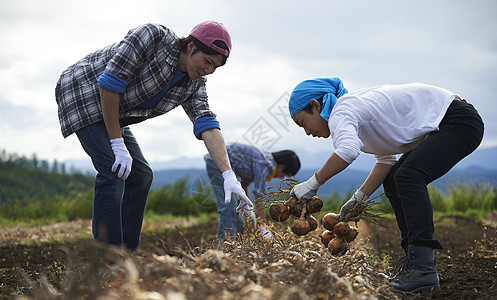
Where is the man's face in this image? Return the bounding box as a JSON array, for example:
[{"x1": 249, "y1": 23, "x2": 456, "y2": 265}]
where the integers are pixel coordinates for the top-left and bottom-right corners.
[
  {"x1": 292, "y1": 101, "x2": 331, "y2": 138},
  {"x1": 185, "y1": 43, "x2": 224, "y2": 80}
]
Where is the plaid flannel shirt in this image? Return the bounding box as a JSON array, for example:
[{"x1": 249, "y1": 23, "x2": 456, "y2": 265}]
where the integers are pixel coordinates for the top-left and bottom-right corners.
[{"x1": 56, "y1": 23, "x2": 216, "y2": 138}]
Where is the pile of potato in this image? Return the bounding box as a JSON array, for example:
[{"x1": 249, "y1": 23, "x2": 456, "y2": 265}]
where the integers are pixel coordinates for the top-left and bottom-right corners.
[
  {"x1": 269, "y1": 197, "x2": 358, "y2": 256},
  {"x1": 269, "y1": 196, "x2": 323, "y2": 236},
  {"x1": 320, "y1": 212, "x2": 358, "y2": 256}
]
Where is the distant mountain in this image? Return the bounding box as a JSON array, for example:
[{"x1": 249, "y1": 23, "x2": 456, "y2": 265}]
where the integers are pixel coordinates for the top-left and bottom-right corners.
[
  {"x1": 151, "y1": 165, "x2": 497, "y2": 199},
  {"x1": 148, "y1": 145, "x2": 497, "y2": 172},
  {"x1": 64, "y1": 146, "x2": 497, "y2": 174},
  {"x1": 64, "y1": 146, "x2": 497, "y2": 198}
]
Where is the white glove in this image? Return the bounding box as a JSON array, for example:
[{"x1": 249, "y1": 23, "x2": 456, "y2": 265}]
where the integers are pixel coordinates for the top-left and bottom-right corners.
[
  {"x1": 222, "y1": 170, "x2": 252, "y2": 206},
  {"x1": 339, "y1": 189, "x2": 368, "y2": 221},
  {"x1": 236, "y1": 201, "x2": 257, "y2": 228},
  {"x1": 110, "y1": 138, "x2": 133, "y2": 180},
  {"x1": 291, "y1": 173, "x2": 323, "y2": 200},
  {"x1": 260, "y1": 226, "x2": 273, "y2": 239}
]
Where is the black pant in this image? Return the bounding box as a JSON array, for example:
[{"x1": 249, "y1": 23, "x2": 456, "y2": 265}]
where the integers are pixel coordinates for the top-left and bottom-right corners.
[{"x1": 383, "y1": 100, "x2": 484, "y2": 250}]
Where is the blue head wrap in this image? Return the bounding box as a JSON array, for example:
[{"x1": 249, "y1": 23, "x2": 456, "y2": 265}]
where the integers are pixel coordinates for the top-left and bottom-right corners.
[{"x1": 288, "y1": 77, "x2": 348, "y2": 121}]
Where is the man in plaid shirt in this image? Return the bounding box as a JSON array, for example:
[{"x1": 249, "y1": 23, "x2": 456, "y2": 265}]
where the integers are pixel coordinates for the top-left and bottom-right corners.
[
  {"x1": 205, "y1": 142, "x2": 301, "y2": 241},
  {"x1": 55, "y1": 21, "x2": 251, "y2": 252}
]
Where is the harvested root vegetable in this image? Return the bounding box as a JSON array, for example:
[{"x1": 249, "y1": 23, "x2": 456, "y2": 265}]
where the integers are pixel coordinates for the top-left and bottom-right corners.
[
  {"x1": 285, "y1": 196, "x2": 304, "y2": 217},
  {"x1": 306, "y1": 196, "x2": 323, "y2": 214},
  {"x1": 290, "y1": 218, "x2": 310, "y2": 236},
  {"x1": 321, "y1": 213, "x2": 340, "y2": 231},
  {"x1": 328, "y1": 237, "x2": 349, "y2": 256},
  {"x1": 320, "y1": 230, "x2": 335, "y2": 247},
  {"x1": 269, "y1": 202, "x2": 290, "y2": 222},
  {"x1": 305, "y1": 214, "x2": 318, "y2": 232},
  {"x1": 334, "y1": 221, "x2": 351, "y2": 237},
  {"x1": 344, "y1": 226, "x2": 359, "y2": 242}
]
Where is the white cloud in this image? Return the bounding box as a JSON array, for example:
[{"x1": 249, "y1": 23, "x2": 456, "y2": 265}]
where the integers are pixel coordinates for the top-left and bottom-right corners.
[{"x1": 0, "y1": 0, "x2": 496, "y2": 166}]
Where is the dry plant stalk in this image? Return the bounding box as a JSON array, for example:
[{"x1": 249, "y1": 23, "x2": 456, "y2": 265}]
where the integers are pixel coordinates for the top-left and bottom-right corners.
[
  {"x1": 259, "y1": 177, "x2": 299, "y2": 206},
  {"x1": 472, "y1": 225, "x2": 497, "y2": 258},
  {"x1": 344, "y1": 194, "x2": 385, "y2": 226}
]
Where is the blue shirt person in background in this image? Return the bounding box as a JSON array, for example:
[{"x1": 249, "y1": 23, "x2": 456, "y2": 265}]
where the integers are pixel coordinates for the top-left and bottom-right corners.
[
  {"x1": 204, "y1": 142, "x2": 301, "y2": 241},
  {"x1": 55, "y1": 21, "x2": 251, "y2": 252}
]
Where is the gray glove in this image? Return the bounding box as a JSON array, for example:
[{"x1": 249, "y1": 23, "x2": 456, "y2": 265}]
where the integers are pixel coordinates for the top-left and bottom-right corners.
[
  {"x1": 290, "y1": 173, "x2": 323, "y2": 200},
  {"x1": 339, "y1": 189, "x2": 368, "y2": 221}
]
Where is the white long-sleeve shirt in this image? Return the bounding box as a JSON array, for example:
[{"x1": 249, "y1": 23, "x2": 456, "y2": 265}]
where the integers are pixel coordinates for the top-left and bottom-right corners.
[{"x1": 328, "y1": 83, "x2": 457, "y2": 165}]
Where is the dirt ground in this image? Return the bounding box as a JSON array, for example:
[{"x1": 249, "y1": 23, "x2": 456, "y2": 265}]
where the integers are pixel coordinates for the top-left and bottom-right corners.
[
  {"x1": 0, "y1": 214, "x2": 496, "y2": 299},
  {"x1": 368, "y1": 214, "x2": 497, "y2": 299}
]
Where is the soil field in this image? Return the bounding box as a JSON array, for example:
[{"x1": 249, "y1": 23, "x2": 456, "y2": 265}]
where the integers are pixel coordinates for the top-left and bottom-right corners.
[{"x1": 0, "y1": 214, "x2": 496, "y2": 299}]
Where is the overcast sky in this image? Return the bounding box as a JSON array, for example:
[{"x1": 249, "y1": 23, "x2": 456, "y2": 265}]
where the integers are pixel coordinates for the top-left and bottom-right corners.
[{"x1": 1, "y1": 0, "x2": 496, "y2": 166}]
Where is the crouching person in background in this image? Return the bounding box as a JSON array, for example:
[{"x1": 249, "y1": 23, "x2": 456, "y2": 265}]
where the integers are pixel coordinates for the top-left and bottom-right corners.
[{"x1": 204, "y1": 142, "x2": 301, "y2": 241}]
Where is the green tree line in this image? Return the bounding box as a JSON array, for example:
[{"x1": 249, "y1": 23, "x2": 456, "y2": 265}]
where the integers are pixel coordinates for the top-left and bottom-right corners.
[
  {"x1": 0, "y1": 149, "x2": 94, "y2": 205},
  {"x1": 1, "y1": 149, "x2": 495, "y2": 224},
  {"x1": 0, "y1": 150, "x2": 217, "y2": 223}
]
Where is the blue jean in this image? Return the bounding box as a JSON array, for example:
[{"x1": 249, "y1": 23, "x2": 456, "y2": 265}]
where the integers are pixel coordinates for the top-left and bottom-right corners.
[
  {"x1": 383, "y1": 100, "x2": 484, "y2": 250},
  {"x1": 204, "y1": 158, "x2": 244, "y2": 241},
  {"x1": 76, "y1": 121, "x2": 153, "y2": 251}
]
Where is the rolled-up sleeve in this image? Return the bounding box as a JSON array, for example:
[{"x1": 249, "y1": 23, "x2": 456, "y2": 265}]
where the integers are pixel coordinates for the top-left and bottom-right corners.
[
  {"x1": 105, "y1": 24, "x2": 169, "y2": 83},
  {"x1": 193, "y1": 116, "x2": 221, "y2": 140}
]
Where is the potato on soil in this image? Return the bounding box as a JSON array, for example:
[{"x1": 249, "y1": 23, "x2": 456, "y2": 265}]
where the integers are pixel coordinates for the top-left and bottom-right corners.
[
  {"x1": 320, "y1": 230, "x2": 335, "y2": 247},
  {"x1": 321, "y1": 213, "x2": 340, "y2": 231},
  {"x1": 285, "y1": 196, "x2": 304, "y2": 217},
  {"x1": 305, "y1": 214, "x2": 318, "y2": 232},
  {"x1": 269, "y1": 202, "x2": 290, "y2": 222},
  {"x1": 290, "y1": 218, "x2": 310, "y2": 236},
  {"x1": 334, "y1": 221, "x2": 351, "y2": 237},
  {"x1": 328, "y1": 237, "x2": 349, "y2": 256},
  {"x1": 306, "y1": 196, "x2": 324, "y2": 214},
  {"x1": 344, "y1": 226, "x2": 359, "y2": 242}
]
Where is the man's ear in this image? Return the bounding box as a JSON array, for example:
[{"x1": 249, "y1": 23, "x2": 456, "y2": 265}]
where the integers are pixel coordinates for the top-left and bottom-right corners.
[
  {"x1": 277, "y1": 164, "x2": 288, "y2": 177},
  {"x1": 187, "y1": 41, "x2": 195, "y2": 54},
  {"x1": 310, "y1": 99, "x2": 322, "y2": 112}
]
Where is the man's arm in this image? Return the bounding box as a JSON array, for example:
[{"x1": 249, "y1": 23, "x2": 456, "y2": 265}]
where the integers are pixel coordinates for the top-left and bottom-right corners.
[
  {"x1": 99, "y1": 87, "x2": 122, "y2": 139},
  {"x1": 202, "y1": 129, "x2": 253, "y2": 213},
  {"x1": 201, "y1": 128, "x2": 231, "y2": 172},
  {"x1": 359, "y1": 162, "x2": 393, "y2": 196},
  {"x1": 315, "y1": 152, "x2": 350, "y2": 184}
]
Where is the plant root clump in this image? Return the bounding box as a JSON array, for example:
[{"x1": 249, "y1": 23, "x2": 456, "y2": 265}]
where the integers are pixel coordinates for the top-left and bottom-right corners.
[
  {"x1": 262, "y1": 178, "x2": 327, "y2": 239},
  {"x1": 344, "y1": 226, "x2": 359, "y2": 243},
  {"x1": 291, "y1": 218, "x2": 311, "y2": 236},
  {"x1": 259, "y1": 178, "x2": 381, "y2": 256},
  {"x1": 285, "y1": 196, "x2": 304, "y2": 217},
  {"x1": 334, "y1": 222, "x2": 351, "y2": 237},
  {"x1": 320, "y1": 230, "x2": 335, "y2": 247},
  {"x1": 328, "y1": 236, "x2": 350, "y2": 256},
  {"x1": 306, "y1": 196, "x2": 324, "y2": 214},
  {"x1": 321, "y1": 213, "x2": 340, "y2": 231},
  {"x1": 305, "y1": 214, "x2": 318, "y2": 232},
  {"x1": 269, "y1": 202, "x2": 290, "y2": 222}
]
